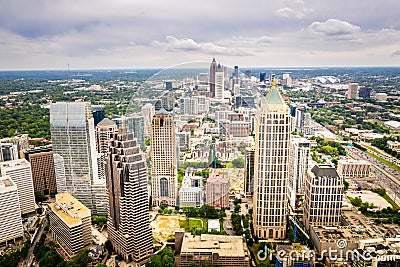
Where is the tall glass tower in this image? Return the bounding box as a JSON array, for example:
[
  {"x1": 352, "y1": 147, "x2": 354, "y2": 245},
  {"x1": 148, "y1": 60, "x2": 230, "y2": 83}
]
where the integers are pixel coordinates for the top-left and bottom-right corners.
[{"x1": 50, "y1": 102, "x2": 98, "y2": 210}]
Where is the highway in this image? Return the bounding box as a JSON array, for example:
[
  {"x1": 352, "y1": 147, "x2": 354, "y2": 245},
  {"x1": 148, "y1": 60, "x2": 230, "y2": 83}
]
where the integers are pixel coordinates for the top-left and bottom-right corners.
[{"x1": 346, "y1": 146, "x2": 400, "y2": 205}]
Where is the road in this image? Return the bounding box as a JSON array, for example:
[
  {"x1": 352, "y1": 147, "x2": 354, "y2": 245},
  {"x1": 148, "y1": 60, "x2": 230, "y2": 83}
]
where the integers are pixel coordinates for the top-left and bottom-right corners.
[
  {"x1": 21, "y1": 218, "x2": 47, "y2": 267},
  {"x1": 346, "y1": 146, "x2": 400, "y2": 205}
]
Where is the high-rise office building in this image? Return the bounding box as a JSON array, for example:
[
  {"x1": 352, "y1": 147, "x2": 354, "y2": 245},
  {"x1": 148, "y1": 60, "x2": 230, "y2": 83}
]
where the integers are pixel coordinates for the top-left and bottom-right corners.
[
  {"x1": 0, "y1": 134, "x2": 29, "y2": 161},
  {"x1": 180, "y1": 97, "x2": 198, "y2": 115},
  {"x1": 0, "y1": 159, "x2": 36, "y2": 215},
  {"x1": 0, "y1": 143, "x2": 18, "y2": 162},
  {"x1": 253, "y1": 85, "x2": 291, "y2": 240},
  {"x1": 260, "y1": 72, "x2": 267, "y2": 83},
  {"x1": 150, "y1": 109, "x2": 178, "y2": 206},
  {"x1": 288, "y1": 138, "x2": 310, "y2": 211},
  {"x1": 347, "y1": 83, "x2": 359, "y2": 99},
  {"x1": 92, "y1": 105, "x2": 105, "y2": 126},
  {"x1": 165, "y1": 81, "x2": 173, "y2": 90},
  {"x1": 162, "y1": 91, "x2": 175, "y2": 112},
  {"x1": 49, "y1": 192, "x2": 91, "y2": 257},
  {"x1": 50, "y1": 102, "x2": 98, "y2": 210},
  {"x1": 209, "y1": 57, "x2": 217, "y2": 97},
  {"x1": 215, "y1": 64, "x2": 225, "y2": 100},
  {"x1": 142, "y1": 103, "x2": 155, "y2": 137},
  {"x1": 234, "y1": 65, "x2": 239, "y2": 78},
  {"x1": 245, "y1": 147, "x2": 255, "y2": 198},
  {"x1": 303, "y1": 165, "x2": 343, "y2": 231},
  {"x1": 358, "y1": 87, "x2": 371, "y2": 99},
  {"x1": 24, "y1": 146, "x2": 57, "y2": 196},
  {"x1": 0, "y1": 176, "x2": 24, "y2": 244},
  {"x1": 53, "y1": 153, "x2": 66, "y2": 193},
  {"x1": 126, "y1": 115, "x2": 145, "y2": 148},
  {"x1": 96, "y1": 118, "x2": 117, "y2": 154},
  {"x1": 107, "y1": 128, "x2": 153, "y2": 263},
  {"x1": 205, "y1": 174, "x2": 229, "y2": 209}
]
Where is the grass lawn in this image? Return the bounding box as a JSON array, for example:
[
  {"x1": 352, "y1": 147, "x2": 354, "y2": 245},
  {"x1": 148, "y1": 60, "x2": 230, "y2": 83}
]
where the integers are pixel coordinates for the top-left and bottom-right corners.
[
  {"x1": 366, "y1": 151, "x2": 400, "y2": 172},
  {"x1": 179, "y1": 218, "x2": 208, "y2": 231},
  {"x1": 382, "y1": 193, "x2": 400, "y2": 210}
]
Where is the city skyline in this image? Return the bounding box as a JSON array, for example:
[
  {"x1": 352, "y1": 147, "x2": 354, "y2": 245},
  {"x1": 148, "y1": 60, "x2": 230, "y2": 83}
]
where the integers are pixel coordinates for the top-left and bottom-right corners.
[{"x1": 0, "y1": 1, "x2": 400, "y2": 70}]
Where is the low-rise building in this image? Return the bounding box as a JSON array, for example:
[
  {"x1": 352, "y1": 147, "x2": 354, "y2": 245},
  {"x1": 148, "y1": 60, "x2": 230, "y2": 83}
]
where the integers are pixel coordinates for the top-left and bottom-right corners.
[
  {"x1": 179, "y1": 169, "x2": 204, "y2": 208},
  {"x1": 337, "y1": 159, "x2": 371, "y2": 179},
  {"x1": 176, "y1": 233, "x2": 250, "y2": 267},
  {"x1": 49, "y1": 192, "x2": 91, "y2": 257},
  {"x1": 387, "y1": 141, "x2": 400, "y2": 152}
]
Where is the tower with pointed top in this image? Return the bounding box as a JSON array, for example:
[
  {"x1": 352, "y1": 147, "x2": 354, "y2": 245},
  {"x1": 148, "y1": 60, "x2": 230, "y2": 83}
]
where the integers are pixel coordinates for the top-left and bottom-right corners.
[
  {"x1": 252, "y1": 84, "x2": 292, "y2": 240},
  {"x1": 150, "y1": 109, "x2": 178, "y2": 206},
  {"x1": 209, "y1": 57, "x2": 217, "y2": 97}
]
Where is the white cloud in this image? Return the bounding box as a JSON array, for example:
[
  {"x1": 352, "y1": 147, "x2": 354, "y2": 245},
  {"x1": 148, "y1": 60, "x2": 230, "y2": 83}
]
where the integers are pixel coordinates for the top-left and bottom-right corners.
[
  {"x1": 231, "y1": 36, "x2": 273, "y2": 45},
  {"x1": 275, "y1": 7, "x2": 305, "y2": 19},
  {"x1": 307, "y1": 19, "x2": 361, "y2": 36},
  {"x1": 392, "y1": 50, "x2": 400, "y2": 56},
  {"x1": 151, "y1": 36, "x2": 252, "y2": 56}
]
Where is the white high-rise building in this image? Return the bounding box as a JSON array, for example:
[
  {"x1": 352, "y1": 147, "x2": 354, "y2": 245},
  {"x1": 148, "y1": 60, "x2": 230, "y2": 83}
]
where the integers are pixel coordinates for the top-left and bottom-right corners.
[
  {"x1": 50, "y1": 102, "x2": 99, "y2": 211},
  {"x1": 288, "y1": 137, "x2": 310, "y2": 211},
  {"x1": 0, "y1": 176, "x2": 24, "y2": 244},
  {"x1": 53, "y1": 153, "x2": 66, "y2": 193},
  {"x1": 215, "y1": 64, "x2": 225, "y2": 100},
  {"x1": 180, "y1": 97, "x2": 198, "y2": 115},
  {"x1": 253, "y1": 85, "x2": 291, "y2": 240},
  {"x1": 0, "y1": 159, "x2": 36, "y2": 215},
  {"x1": 142, "y1": 103, "x2": 155, "y2": 137},
  {"x1": 303, "y1": 165, "x2": 343, "y2": 231},
  {"x1": 150, "y1": 109, "x2": 178, "y2": 206}
]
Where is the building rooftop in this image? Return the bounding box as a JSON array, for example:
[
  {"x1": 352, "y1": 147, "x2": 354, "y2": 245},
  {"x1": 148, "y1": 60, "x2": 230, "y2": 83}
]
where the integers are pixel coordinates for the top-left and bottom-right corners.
[
  {"x1": 97, "y1": 118, "x2": 116, "y2": 127},
  {"x1": 0, "y1": 159, "x2": 30, "y2": 170},
  {"x1": 0, "y1": 176, "x2": 16, "y2": 192},
  {"x1": 311, "y1": 164, "x2": 339, "y2": 178},
  {"x1": 181, "y1": 233, "x2": 248, "y2": 257},
  {"x1": 49, "y1": 192, "x2": 90, "y2": 227}
]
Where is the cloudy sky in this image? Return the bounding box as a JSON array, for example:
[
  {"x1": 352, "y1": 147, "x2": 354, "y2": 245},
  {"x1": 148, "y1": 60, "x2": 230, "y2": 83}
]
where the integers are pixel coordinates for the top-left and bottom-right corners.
[{"x1": 1, "y1": 0, "x2": 400, "y2": 70}]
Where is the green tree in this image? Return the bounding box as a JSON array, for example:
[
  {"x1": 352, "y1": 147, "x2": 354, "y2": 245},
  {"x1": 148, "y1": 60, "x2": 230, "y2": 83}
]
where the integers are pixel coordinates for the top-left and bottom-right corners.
[
  {"x1": 231, "y1": 157, "x2": 245, "y2": 168},
  {"x1": 39, "y1": 249, "x2": 64, "y2": 267},
  {"x1": 351, "y1": 197, "x2": 362, "y2": 207}
]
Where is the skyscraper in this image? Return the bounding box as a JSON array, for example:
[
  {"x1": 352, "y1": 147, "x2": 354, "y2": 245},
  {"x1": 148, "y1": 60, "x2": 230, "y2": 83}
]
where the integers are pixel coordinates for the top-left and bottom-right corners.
[
  {"x1": 150, "y1": 109, "x2": 178, "y2": 206},
  {"x1": 245, "y1": 147, "x2": 255, "y2": 198},
  {"x1": 209, "y1": 57, "x2": 217, "y2": 97},
  {"x1": 288, "y1": 138, "x2": 310, "y2": 211},
  {"x1": 92, "y1": 105, "x2": 105, "y2": 126},
  {"x1": 142, "y1": 103, "x2": 155, "y2": 137},
  {"x1": 0, "y1": 176, "x2": 24, "y2": 244},
  {"x1": 347, "y1": 83, "x2": 359, "y2": 99},
  {"x1": 107, "y1": 127, "x2": 153, "y2": 263},
  {"x1": 215, "y1": 64, "x2": 224, "y2": 100},
  {"x1": 303, "y1": 165, "x2": 343, "y2": 231},
  {"x1": 96, "y1": 118, "x2": 117, "y2": 154},
  {"x1": 0, "y1": 159, "x2": 36, "y2": 215},
  {"x1": 253, "y1": 84, "x2": 291, "y2": 240},
  {"x1": 126, "y1": 114, "x2": 145, "y2": 148},
  {"x1": 24, "y1": 146, "x2": 57, "y2": 196},
  {"x1": 50, "y1": 102, "x2": 98, "y2": 210}
]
